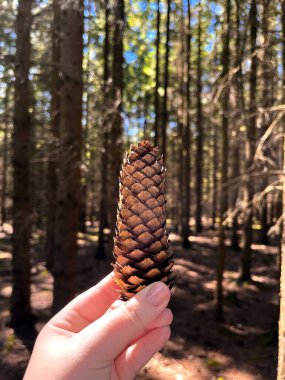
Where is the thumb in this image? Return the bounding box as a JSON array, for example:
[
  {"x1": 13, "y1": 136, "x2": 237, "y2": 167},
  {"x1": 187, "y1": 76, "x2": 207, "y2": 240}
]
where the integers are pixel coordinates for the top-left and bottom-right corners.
[{"x1": 75, "y1": 282, "x2": 171, "y2": 361}]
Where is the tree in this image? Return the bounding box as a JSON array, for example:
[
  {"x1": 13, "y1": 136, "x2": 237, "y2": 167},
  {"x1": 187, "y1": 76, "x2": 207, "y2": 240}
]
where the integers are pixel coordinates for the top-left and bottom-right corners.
[
  {"x1": 161, "y1": 0, "x2": 171, "y2": 162},
  {"x1": 97, "y1": 0, "x2": 111, "y2": 259},
  {"x1": 1, "y1": 81, "x2": 10, "y2": 226},
  {"x1": 216, "y1": 0, "x2": 231, "y2": 322},
  {"x1": 239, "y1": 0, "x2": 258, "y2": 282},
  {"x1": 154, "y1": 0, "x2": 161, "y2": 146},
  {"x1": 277, "y1": 135, "x2": 285, "y2": 378},
  {"x1": 10, "y1": 0, "x2": 34, "y2": 326},
  {"x1": 195, "y1": 1, "x2": 203, "y2": 233},
  {"x1": 231, "y1": 0, "x2": 242, "y2": 251},
  {"x1": 259, "y1": 0, "x2": 271, "y2": 245},
  {"x1": 182, "y1": 0, "x2": 192, "y2": 248},
  {"x1": 108, "y1": 0, "x2": 125, "y2": 236},
  {"x1": 53, "y1": 0, "x2": 84, "y2": 312},
  {"x1": 278, "y1": 2, "x2": 285, "y2": 377},
  {"x1": 45, "y1": 0, "x2": 60, "y2": 272}
]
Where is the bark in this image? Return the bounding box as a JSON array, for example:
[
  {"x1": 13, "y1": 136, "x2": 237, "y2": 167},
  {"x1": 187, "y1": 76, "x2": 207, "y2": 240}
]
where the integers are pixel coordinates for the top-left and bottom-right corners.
[
  {"x1": 177, "y1": 9, "x2": 185, "y2": 235},
  {"x1": 240, "y1": 0, "x2": 258, "y2": 282},
  {"x1": 212, "y1": 126, "x2": 218, "y2": 228},
  {"x1": 195, "y1": 2, "x2": 203, "y2": 233},
  {"x1": 231, "y1": 141, "x2": 240, "y2": 250},
  {"x1": 11, "y1": 0, "x2": 33, "y2": 326},
  {"x1": 154, "y1": 0, "x2": 160, "y2": 146},
  {"x1": 277, "y1": 133, "x2": 285, "y2": 380},
  {"x1": 259, "y1": 0, "x2": 270, "y2": 245},
  {"x1": 1, "y1": 84, "x2": 10, "y2": 226},
  {"x1": 231, "y1": 2, "x2": 242, "y2": 251},
  {"x1": 45, "y1": 0, "x2": 60, "y2": 272},
  {"x1": 161, "y1": 0, "x2": 171, "y2": 163},
  {"x1": 216, "y1": 0, "x2": 231, "y2": 322},
  {"x1": 108, "y1": 0, "x2": 125, "y2": 237},
  {"x1": 79, "y1": 1, "x2": 93, "y2": 234},
  {"x1": 182, "y1": 0, "x2": 191, "y2": 248},
  {"x1": 53, "y1": 0, "x2": 83, "y2": 312},
  {"x1": 97, "y1": 0, "x2": 111, "y2": 259}
]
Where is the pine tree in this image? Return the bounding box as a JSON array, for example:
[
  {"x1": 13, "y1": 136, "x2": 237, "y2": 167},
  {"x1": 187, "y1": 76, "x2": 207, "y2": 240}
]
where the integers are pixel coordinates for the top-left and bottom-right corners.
[
  {"x1": 53, "y1": 0, "x2": 84, "y2": 312},
  {"x1": 239, "y1": 0, "x2": 258, "y2": 282},
  {"x1": 195, "y1": 1, "x2": 203, "y2": 233},
  {"x1": 216, "y1": 0, "x2": 231, "y2": 322},
  {"x1": 45, "y1": 0, "x2": 60, "y2": 272},
  {"x1": 11, "y1": 0, "x2": 34, "y2": 326}
]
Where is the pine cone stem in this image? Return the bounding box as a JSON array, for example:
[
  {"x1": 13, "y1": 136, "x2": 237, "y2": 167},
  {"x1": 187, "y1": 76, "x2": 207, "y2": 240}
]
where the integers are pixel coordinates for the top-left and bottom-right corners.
[{"x1": 113, "y1": 140, "x2": 174, "y2": 300}]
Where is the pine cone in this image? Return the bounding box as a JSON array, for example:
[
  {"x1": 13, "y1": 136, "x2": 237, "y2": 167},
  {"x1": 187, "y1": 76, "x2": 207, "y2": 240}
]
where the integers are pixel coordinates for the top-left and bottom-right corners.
[{"x1": 112, "y1": 140, "x2": 174, "y2": 300}]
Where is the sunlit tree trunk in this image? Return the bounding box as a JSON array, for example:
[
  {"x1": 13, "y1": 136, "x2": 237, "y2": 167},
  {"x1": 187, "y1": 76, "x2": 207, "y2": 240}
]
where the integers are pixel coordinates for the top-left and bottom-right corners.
[
  {"x1": 216, "y1": 0, "x2": 231, "y2": 322},
  {"x1": 154, "y1": 0, "x2": 160, "y2": 146},
  {"x1": 195, "y1": 2, "x2": 203, "y2": 233},
  {"x1": 11, "y1": 0, "x2": 33, "y2": 326},
  {"x1": 53, "y1": 0, "x2": 83, "y2": 312},
  {"x1": 240, "y1": 0, "x2": 258, "y2": 282},
  {"x1": 161, "y1": 0, "x2": 171, "y2": 163}
]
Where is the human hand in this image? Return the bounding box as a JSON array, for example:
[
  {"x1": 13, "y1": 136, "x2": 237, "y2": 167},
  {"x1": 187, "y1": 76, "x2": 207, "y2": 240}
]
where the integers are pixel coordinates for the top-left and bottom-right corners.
[{"x1": 24, "y1": 273, "x2": 172, "y2": 380}]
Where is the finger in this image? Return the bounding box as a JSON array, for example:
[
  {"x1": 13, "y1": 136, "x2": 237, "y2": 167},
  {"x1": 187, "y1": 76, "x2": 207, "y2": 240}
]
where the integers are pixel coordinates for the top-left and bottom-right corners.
[
  {"x1": 107, "y1": 302, "x2": 172, "y2": 343},
  {"x1": 127, "y1": 308, "x2": 173, "y2": 347},
  {"x1": 115, "y1": 326, "x2": 171, "y2": 380},
  {"x1": 76, "y1": 282, "x2": 171, "y2": 360},
  {"x1": 145, "y1": 308, "x2": 173, "y2": 331},
  {"x1": 106, "y1": 299, "x2": 124, "y2": 313},
  {"x1": 48, "y1": 272, "x2": 120, "y2": 333}
]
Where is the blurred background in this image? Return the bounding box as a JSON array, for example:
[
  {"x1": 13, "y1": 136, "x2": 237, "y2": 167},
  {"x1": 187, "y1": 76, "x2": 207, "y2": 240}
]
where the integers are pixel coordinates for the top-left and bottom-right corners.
[{"x1": 0, "y1": 0, "x2": 284, "y2": 379}]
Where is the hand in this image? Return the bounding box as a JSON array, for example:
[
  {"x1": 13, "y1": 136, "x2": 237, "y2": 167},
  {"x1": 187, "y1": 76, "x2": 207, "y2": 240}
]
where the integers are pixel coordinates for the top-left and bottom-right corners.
[{"x1": 24, "y1": 273, "x2": 172, "y2": 380}]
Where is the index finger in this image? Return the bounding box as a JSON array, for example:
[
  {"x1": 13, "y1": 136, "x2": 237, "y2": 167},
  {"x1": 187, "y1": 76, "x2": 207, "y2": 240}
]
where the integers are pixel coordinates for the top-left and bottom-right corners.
[{"x1": 49, "y1": 272, "x2": 120, "y2": 333}]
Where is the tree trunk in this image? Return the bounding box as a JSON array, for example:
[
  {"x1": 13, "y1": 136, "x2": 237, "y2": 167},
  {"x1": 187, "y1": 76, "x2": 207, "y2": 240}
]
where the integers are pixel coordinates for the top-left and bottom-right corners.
[
  {"x1": 53, "y1": 0, "x2": 83, "y2": 312},
  {"x1": 231, "y1": 0, "x2": 242, "y2": 251},
  {"x1": 11, "y1": 0, "x2": 33, "y2": 326},
  {"x1": 45, "y1": 0, "x2": 60, "y2": 273},
  {"x1": 182, "y1": 0, "x2": 191, "y2": 248},
  {"x1": 212, "y1": 125, "x2": 218, "y2": 228},
  {"x1": 216, "y1": 0, "x2": 231, "y2": 322},
  {"x1": 240, "y1": 0, "x2": 258, "y2": 282},
  {"x1": 161, "y1": 0, "x2": 171, "y2": 163},
  {"x1": 154, "y1": 0, "x2": 160, "y2": 146},
  {"x1": 97, "y1": 0, "x2": 111, "y2": 259},
  {"x1": 277, "y1": 132, "x2": 285, "y2": 380},
  {"x1": 259, "y1": 0, "x2": 270, "y2": 245},
  {"x1": 195, "y1": 2, "x2": 203, "y2": 233},
  {"x1": 108, "y1": 0, "x2": 125, "y2": 237},
  {"x1": 1, "y1": 83, "x2": 10, "y2": 226},
  {"x1": 231, "y1": 141, "x2": 240, "y2": 250}
]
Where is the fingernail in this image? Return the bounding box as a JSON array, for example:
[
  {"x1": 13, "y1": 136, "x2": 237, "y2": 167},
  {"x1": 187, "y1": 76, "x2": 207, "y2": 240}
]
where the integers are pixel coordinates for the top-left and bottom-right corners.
[{"x1": 146, "y1": 282, "x2": 169, "y2": 307}]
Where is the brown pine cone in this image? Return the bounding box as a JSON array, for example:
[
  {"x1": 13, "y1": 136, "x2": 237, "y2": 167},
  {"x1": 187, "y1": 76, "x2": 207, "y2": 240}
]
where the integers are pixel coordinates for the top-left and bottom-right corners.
[{"x1": 112, "y1": 140, "x2": 174, "y2": 300}]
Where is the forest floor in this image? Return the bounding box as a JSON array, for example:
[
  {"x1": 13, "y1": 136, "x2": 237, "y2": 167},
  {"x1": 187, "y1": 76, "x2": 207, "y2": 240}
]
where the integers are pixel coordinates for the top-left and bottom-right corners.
[{"x1": 0, "y1": 226, "x2": 279, "y2": 380}]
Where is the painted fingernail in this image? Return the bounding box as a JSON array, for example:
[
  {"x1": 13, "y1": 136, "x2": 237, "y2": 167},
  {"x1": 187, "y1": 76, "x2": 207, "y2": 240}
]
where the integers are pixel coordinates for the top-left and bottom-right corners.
[{"x1": 146, "y1": 282, "x2": 169, "y2": 307}]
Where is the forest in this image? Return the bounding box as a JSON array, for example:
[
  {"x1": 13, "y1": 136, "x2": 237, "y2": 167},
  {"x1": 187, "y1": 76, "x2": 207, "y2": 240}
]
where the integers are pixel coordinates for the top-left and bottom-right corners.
[{"x1": 0, "y1": 0, "x2": 285, "y2": 379}]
